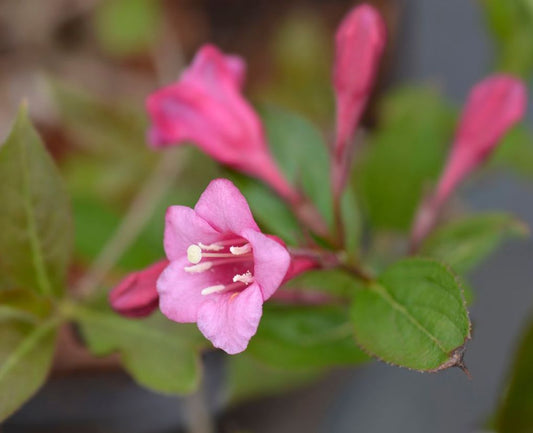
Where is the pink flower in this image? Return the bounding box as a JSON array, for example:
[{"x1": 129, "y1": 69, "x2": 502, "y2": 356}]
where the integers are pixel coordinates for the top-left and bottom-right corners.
[
  {"x1": 410, "y1": 75, "x2": 527, "y2": 249},
  {"x1": 434, "y1": 74, "x2": 527, "y2": 204},
  {"x1": 157, "y1": 178, "x2": 291, "y2": 354},
  {"x1": 333, "y1": 4, "x2": 386, "y2": 161},
  {"x1": 146, "y1": 44, "x2": 297, "y2": 203},
  {"x1": 109, "y1": 260, "x2": 169, "y2": 318}
]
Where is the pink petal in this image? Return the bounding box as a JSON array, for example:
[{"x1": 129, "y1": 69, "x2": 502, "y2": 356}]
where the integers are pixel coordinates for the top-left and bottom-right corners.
[
  {"x1": 157, "y1": 258, "x2": 210, "y2": 323},
  {"x1": 242, "y1": 228, "x2": 290, "y2": 300},
  {"x1": 164, "y1": 206, "x2": 221, "y2": 261},
  {"x1": 197, "y1": 283, "x2": 263, "y2": 354},
  {"x1": 194, "y1": 178, "x2": 259, "y2": 234}
]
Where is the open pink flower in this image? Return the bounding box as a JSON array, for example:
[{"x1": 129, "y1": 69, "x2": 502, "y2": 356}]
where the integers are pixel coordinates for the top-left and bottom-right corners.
[
  {"x1": 146, "y1": 44, "x2": 297, "y2": 203},
  {"x1": 157, "y1": 178, "x2": 291, "y2": 354},
  {"x1": 109, "y1": 260, "x2": 169, "y2": 318},
  {"x1": 333, "y1": 4, "x2": 386, "y2": 161}
]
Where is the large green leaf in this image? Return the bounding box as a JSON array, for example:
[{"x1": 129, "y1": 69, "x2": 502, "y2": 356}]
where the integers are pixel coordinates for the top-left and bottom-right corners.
[
  {"x1": 495, "y1": 315, "x2": 533, "y2": 433},
  {"x1": 351, "y1": 258, "x2": 470, "y2": 371},
  {"x1": 421, "y1": 213, "x2": 529, "y2": 274},
  {"x1": 357, "y1": 87, "x2": 456, "y2": 231},
  {"x1": 226, "y1": 353, "x2": 322, "y2": 405},
  {"x1": 248, "y1": 304, "x2": 368, "y2": 369},
  {"x1": 0, "y1": 318, "x2": 58, "y2": 422},
  {"x1": 74, "y1": 306, "x2": 202, "y2": 394},
  {"x1": 0, "y1": 107, "x2": 72, "y2": 297},
  {"x1": 260, "y1": 105, "x2": 333, "y2": 227},
  {"x1": 482, "y1": 0, "x2": 533, "y2": 77}
]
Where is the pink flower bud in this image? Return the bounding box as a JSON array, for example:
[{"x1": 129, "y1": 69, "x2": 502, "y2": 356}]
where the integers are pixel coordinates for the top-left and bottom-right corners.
[
  {"x1": 435, "y1": 75, "x2": 527, "y2": 204},
  {"x1": 109, "y1": 260, "x2": 168, "y2": 318},
  {"x1": 333, "y1": 4, "x2": 386, "y2": 160},
  {"x1": 146, "y1": 44, "x2": 297, "y2": 203},
  {"x1": 410, "y1": 75, "x2": 527, "y2": 250}
]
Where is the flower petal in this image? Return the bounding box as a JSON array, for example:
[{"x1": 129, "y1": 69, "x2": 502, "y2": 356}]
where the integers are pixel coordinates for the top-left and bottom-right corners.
[
  {"x1": 242, "y1": 229, "x2": 291, "y2": 300},
  {"x1": 194, "y1": 178, "x2": 259, "y2": 234},
  {"x1": 197, "y1": 283, "x2": 263, "y2": 354},
  {"x1": 157, "y1": 258, "x2": 211, "y2": 323},
  {"x1": 164, "y1": 206, "x2": 221, "y2": 261}
]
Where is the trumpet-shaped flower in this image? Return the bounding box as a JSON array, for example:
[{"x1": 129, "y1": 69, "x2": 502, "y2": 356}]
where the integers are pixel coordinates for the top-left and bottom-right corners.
[
  {"x1": 333, "y1": 4, "x2": 386, "y2": 160},
  {"x1": 146, "y1": 44, "x2": 297, "y2": 203},
  {"x1": 157, "y1": 178, "x2": 291, "y2": 354}
]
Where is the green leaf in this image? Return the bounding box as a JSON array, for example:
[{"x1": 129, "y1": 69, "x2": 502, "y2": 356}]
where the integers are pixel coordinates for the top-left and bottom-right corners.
[
  {"x1": 228, "y1": 171, "x2": 303, "y2": 245},
  {"x1": 482, "y1": 0, "x2": 533, "y2": 78},
  {"x1": 491, "y1": 126, "x2": 533, "y2": 178},
  {"x1": 94, "y1": 0, "x2": 162, "y2": 56},
  {"x1": 495, "y1": 314, "x2": 533, "y2": 433},
  {"x1": 248, "y1": 304, "x2": 368, "y2": 369},
  {"x1": 420, "y1": 213, "x2": 529, "y2": 274},
  {"x1": 357, "y1": 86, "x2": 456, "y2": 231},
  {"x1": 260, "y1": 105, "x2": 333, "y2": 227},
  {"x1": 0, "y1": 106, "x2": 73, "y2": 297},
  {"x1": 74, "y1": 305, "x2": 202, "y2": 394},
  {"x1": 351, "y1": 258, "x2": 471, "y2": 371},
  {"x1": 282, "y1": 268, "x2": 366, "y2": 299},
  {"x1": 226, "y1": 354, "x2": 322, "y2": 405},
  {"x1": 0, "y1": 318, "x2": 58, "y2": 422},
  {"x1": 341, "y1": 186, "x2": 363, "y2": 257}
]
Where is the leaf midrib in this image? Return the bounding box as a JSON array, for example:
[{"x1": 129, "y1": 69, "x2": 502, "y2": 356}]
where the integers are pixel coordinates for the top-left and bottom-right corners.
[{"x1": 370, "y1": 282, "x2": 448, "y2": 354}]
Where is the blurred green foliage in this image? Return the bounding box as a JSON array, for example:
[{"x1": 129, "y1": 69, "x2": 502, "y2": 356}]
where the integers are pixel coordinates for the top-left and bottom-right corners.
[
  {"x1": 481, "y1": 0, "x2": 533, "y2": 78},
  {"x1": 94, "y1": 0, "x2": 162, "y2": 56}
]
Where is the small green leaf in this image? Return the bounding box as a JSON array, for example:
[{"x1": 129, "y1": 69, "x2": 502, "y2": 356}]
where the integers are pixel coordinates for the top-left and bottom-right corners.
[
  {"x1": 495, "y1": 315, "x2": 533, "y2": 433},
  {"x1": 226, "y1": 354, "x2": 322, "y2": 405},
  {"x1": 282, "y1": 268, "x2": 366, "y2": 299},
  {"x1": 351, "y1": 258, "x2": 470, "y2": 371},
  {"x1": 248, "y1": 304, "x2": 368, "y2": 369},
  {"x1": 0, "y1": 106, "x2": 72, "y2": 297},
  {"x1": 75, "y1": 305, "x2": 202, "y2": 394},
  {"x1": 357, "y1": 87, "x2": 455, "y2": 231},
  {"x1": 260, "y1": 105, "x2": 333, "y2": 227},
  {"x1": 341, "y1": 186, "x2": 363, "y2": 257},
  {"x1": 0, "y1": 318, "x2": 58, "y2": 422},
  {"x1": 492, "y1": 126, "x2": 533, "y2": 178},
  {"x1": 228, "y1": 171, "x2": 303, "y2": 245},
  {"x1": 482, "y1": 0, "x2": 533, "y2": 78},
  {"x1": 421, "y1": 213, "x2": 529, "y2": 274}
]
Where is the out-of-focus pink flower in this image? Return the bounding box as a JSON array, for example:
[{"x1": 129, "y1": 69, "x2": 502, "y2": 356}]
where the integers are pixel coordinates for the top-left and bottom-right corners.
[
  {"x1": 333, "y1": 4, "x2": 386, "y2": 161},
  {"x1": 434, "y1": 75, "x2": 527, "y2": 204},
  {"x1": 146, "y1": 44, "x2": 297, "y2": 203},
  {"x1": 410, "y1": 75, "x2": 527, "y2": 249},
  {"x1": 157, "y1": 178, "x2": 290, "y2": 354},
  {"x1": 109, "y1": 260, "x2": 168, "y2": 318}
]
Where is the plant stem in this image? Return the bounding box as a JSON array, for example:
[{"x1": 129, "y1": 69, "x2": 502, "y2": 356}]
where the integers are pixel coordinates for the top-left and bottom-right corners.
[
  {"x1": 184, "y1": 387, "x2": 215, "y2": 433},
  {"x1": 75, "y1": 149, "x2": 185, "y2": 298}
]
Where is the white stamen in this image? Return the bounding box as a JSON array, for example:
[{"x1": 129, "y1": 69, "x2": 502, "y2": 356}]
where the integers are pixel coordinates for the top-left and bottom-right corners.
[
  {"x1": 201, "y1": 285, "x2": 226, "y2": 295},
  {"x1": 198, "y1": 242, "x2": 224, "y2": 251},
  {"x1": 233, "y1": 271, "x2": 254, "y2": 285},
  {"x1": 187, "y1": 245, "x2": 203, "y2": 264},
  {"x1": 230, "y1": 243, "x2": 252, "y2": 255},
  {"x1": 184, "y1": 262, "x2": 213, "y2": 273}
]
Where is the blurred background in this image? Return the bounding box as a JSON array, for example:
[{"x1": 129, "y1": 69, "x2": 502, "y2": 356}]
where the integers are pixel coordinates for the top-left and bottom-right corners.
[{"x1": 1, "y1": 0, "x2": 533, "y2": 432}]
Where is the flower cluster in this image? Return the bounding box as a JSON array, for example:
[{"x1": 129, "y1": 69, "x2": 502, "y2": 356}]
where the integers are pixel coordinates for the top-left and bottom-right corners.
[{"x1": 110, "y1": 3, "x2": 527, "y2": 354}]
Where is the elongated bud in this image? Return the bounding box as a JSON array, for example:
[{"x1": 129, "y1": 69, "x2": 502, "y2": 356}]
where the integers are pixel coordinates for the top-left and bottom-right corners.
[
  {"x1": 435, "y1": 75, "x2": 527, "y2": 204},
  {"x1": 109, "y1": 260, "x2": 168, "y2": 318},
  {"x1": 333, "y1": 4, "x2": 386, "y2": 161},
  {"x1": 410, "y1": 75, "x2": 527, "y2": 250}
]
